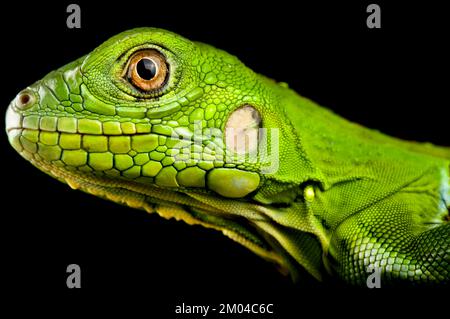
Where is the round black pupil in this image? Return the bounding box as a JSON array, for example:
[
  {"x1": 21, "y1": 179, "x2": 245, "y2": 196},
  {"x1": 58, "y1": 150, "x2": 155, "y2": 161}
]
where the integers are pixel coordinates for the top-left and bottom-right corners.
[{"x1": 136, "y1": 58, "x2": 157, "y2": 80}]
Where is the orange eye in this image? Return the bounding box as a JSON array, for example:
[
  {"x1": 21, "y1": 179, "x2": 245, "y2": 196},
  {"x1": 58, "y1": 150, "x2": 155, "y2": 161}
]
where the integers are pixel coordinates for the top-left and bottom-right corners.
[{"x1": 126, "y1": 49, "x2": 168, "y2": 92}]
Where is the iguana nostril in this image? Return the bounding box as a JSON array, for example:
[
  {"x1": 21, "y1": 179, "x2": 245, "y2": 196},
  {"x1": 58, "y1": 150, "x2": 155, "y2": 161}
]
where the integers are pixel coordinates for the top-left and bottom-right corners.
[
  {"x1": 20, "y1": 94, "x2": 30, "y2": 104},
  {"x1": 15, "y1": 90, "x2": 35, "y2": 110}
]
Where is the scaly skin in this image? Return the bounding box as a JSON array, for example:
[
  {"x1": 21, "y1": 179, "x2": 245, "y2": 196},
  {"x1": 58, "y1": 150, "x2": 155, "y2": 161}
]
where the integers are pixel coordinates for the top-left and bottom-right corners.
[{"x1": 5, "y1": 28, "x2": 450, "y2": 285}]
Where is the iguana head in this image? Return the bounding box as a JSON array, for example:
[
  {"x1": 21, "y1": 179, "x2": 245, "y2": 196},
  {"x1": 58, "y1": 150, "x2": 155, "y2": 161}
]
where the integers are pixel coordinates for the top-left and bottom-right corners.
[
  {"x1": 5, "y1": 28, "x2": 320, "y2": 280},
  {"x1": 6, "y1": 28, "x2": 450, "y2": 285}
]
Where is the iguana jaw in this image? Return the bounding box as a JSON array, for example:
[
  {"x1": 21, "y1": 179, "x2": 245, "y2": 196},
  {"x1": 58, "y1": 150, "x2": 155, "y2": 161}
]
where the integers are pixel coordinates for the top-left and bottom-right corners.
[
  {"x1": 6, "y1": 93, "x2": 323, "y2": 282},
  {"x1": 7, "y1": 124, "x2": 294, "y2": 277}
]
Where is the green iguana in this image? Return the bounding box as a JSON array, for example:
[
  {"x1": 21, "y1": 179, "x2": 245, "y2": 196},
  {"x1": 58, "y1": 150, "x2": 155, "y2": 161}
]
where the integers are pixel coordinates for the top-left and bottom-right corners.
[{"x1": 5, "y1": 28, "x2": 450, "y2": 285}]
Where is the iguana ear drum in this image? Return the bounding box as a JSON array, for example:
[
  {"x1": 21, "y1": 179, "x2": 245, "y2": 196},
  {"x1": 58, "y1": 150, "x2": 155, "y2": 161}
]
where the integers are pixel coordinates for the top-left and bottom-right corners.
[{"x1": 225, "y1": 105, "x2": 261, "y2": 155}]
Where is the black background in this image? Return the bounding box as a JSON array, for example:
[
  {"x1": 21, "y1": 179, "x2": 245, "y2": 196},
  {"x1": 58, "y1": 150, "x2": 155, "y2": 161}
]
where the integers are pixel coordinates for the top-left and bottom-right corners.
[{"x1": 2, "y1": 0, "x2": 449, "y2": 316}]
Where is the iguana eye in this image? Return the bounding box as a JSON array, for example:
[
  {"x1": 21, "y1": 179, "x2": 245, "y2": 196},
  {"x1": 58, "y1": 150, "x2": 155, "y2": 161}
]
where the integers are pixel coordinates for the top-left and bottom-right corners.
[{"x1": 126, "y1": 49, "x2": 168, "y2": 92}]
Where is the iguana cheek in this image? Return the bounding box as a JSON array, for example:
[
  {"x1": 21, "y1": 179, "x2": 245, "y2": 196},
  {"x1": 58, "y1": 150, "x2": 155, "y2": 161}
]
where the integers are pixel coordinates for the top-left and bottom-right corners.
[{"x1": 206, "y1": 168, "x2": 260, "y2": 198}]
